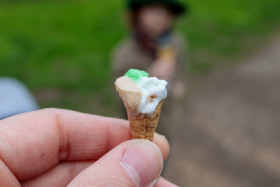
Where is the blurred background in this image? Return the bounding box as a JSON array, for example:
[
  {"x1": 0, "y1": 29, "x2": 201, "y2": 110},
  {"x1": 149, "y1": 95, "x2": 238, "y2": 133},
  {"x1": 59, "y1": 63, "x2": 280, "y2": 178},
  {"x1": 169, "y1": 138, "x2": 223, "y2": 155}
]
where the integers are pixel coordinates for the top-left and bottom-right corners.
[{"x1": 1, "y1": 0, "x2": 280, "y2": 186}]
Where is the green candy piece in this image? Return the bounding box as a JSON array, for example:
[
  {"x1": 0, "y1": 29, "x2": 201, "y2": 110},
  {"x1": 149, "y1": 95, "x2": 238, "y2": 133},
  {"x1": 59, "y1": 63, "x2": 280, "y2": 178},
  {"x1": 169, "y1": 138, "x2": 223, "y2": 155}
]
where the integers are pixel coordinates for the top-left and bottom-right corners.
[{"x1": 125, "y1": 69, "x2": 149, "y2": 82}]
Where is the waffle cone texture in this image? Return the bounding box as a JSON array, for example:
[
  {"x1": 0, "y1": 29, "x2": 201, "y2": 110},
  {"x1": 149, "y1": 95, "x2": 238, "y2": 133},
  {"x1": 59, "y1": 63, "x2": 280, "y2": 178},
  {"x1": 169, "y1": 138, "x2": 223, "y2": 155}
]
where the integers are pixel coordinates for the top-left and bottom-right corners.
[{"x1": 126, "y1": 100, "x2": 163, "y2": 141}]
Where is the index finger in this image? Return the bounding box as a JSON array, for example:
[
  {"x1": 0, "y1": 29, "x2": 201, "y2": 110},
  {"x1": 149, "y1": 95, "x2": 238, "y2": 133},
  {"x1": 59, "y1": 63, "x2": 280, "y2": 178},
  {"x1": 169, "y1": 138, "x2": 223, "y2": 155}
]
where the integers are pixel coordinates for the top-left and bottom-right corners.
[{"x1": 0, "y1": 109, "x2": 170, "y2": 180}]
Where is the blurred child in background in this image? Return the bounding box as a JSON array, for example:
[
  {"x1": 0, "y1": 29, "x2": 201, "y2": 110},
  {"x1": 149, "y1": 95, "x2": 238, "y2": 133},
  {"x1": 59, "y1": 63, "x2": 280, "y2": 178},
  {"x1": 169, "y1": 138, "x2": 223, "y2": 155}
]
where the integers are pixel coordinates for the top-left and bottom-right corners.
[
  {"x1": 113, "y1": 0, "x2": 187, "y2": 98},
  {"x1": 112, "y1": 0, "x2": 188, "y2": 136}
]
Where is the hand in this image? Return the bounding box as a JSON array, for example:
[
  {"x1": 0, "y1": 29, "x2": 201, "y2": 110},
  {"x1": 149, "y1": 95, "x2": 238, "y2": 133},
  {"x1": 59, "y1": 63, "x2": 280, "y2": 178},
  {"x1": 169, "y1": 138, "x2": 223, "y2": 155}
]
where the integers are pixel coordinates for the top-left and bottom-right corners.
[
  {"x1": 148, "y1": 60, "x2": 176, "y2": 81},
  {"x1": 0, "y1": 109, "x2": 176, "y2": 187}
]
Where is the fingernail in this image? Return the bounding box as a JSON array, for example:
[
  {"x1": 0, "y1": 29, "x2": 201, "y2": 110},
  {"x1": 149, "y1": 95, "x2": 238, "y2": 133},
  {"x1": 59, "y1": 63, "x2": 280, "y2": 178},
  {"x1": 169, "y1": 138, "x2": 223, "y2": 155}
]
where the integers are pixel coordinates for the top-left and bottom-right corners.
[{"x1": 121, "y1": 140, "x2": 163, "y2": 187}]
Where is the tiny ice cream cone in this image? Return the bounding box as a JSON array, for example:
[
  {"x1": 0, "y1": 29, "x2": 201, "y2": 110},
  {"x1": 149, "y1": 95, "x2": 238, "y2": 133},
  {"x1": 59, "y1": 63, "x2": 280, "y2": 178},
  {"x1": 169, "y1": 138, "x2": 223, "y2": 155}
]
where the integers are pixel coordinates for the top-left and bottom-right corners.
[{"x1": 115, "y1": 69, "x2": 168, "y2": 141}]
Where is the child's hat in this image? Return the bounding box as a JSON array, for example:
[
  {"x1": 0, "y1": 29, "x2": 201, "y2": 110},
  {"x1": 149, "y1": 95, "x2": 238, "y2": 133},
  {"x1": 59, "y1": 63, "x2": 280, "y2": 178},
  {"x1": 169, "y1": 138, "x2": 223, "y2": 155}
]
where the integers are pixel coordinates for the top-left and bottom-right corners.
[{"x1": 127, "y1": 0, "x2": 187, "y2": 15}]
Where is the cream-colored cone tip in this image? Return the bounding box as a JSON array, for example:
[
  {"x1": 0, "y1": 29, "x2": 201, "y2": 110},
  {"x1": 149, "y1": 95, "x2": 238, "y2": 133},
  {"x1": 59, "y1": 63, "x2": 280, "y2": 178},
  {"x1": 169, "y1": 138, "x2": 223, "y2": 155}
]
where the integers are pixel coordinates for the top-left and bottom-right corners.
[{"x1": 115, "y1": 76, "x2": 142, "y2": 111}]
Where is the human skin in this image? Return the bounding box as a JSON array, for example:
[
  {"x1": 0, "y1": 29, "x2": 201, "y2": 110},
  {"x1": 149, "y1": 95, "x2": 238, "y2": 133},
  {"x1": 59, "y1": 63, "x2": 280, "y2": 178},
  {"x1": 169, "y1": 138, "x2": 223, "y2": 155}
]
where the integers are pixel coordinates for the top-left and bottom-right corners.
[
  {"x1": 139, "y1": 4, "x2": 173, "y2": 39},
  {"x1": 0, "y1": 109, "x2": 177, "y2": 187},
  {"x1": 138, "y1": 4, "x2": 177, "y2": 82}
]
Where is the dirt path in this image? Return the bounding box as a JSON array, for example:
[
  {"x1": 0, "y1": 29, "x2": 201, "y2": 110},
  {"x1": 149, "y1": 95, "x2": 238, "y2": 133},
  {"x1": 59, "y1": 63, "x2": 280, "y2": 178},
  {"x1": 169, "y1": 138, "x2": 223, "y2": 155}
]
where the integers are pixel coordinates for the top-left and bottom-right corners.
[{"x1": 164, "y1": 34, "x2": 280, "y2": 187}]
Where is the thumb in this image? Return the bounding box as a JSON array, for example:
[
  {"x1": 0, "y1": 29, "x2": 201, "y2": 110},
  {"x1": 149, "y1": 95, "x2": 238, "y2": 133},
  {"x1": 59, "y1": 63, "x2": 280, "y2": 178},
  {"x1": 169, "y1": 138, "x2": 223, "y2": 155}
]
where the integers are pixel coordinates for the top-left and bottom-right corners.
[{"x1": 68, "y1": 140, "x2": 163, "y2": 187}]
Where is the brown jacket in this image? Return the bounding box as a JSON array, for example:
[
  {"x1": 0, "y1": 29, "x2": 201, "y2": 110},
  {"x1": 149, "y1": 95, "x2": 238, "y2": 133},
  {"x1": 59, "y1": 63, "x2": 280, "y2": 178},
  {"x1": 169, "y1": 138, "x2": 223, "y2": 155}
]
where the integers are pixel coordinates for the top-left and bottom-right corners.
[{"x1": 112, "y1": 33, "x2": 187, "y2": 89}]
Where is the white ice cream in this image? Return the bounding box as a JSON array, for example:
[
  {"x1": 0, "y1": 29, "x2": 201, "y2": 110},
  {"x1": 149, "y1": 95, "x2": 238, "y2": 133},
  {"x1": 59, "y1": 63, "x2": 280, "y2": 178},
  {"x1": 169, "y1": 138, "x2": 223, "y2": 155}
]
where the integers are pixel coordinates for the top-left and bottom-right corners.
[{"x1": 136, "y1": 77, "x2": 168, "y2": 115}]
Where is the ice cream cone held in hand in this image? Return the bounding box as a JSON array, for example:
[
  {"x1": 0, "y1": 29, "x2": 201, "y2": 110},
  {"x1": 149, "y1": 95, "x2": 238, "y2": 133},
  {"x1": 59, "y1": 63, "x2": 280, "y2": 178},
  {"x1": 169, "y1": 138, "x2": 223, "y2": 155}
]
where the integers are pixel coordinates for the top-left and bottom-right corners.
[{"x1": 115, "y1": 69, "x2": 168, "y2": 141}]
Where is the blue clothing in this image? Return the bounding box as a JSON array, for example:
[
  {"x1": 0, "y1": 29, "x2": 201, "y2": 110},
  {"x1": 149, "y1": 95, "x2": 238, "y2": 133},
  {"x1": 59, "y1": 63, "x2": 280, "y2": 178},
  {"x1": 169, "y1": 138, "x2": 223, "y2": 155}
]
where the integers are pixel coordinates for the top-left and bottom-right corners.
[{"x1": 0, "y1": 78, "x2": 39, "y2": 120}]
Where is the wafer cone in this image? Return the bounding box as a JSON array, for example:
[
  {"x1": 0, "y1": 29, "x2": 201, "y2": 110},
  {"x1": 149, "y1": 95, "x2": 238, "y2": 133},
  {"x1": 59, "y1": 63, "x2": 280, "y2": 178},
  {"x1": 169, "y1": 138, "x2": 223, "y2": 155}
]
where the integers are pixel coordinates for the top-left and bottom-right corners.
[
  {"x1": 115, "y1": 76, "x2": 165, "y2": 141},
  {"x1": 126, "y1": 100, "x2": 163, "y2": 141}
]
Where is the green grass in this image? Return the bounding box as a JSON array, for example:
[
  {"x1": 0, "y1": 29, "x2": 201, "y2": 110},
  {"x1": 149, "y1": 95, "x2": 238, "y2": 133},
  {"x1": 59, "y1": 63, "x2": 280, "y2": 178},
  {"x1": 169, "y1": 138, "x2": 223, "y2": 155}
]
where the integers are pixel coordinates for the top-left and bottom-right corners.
[
  {"x1": 0, "y1": 0, "x2": 280, "y2": 115},
  {"x1": 184, "y1": 0, "x2": 280, "y2": 71}
]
